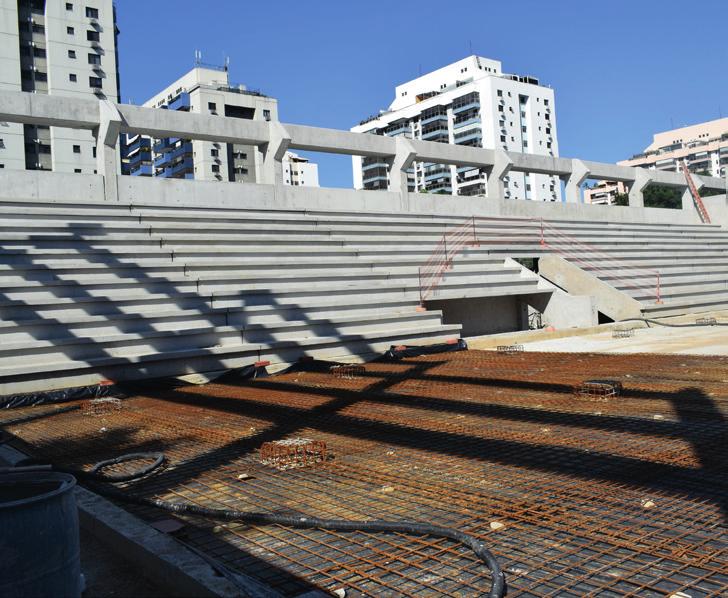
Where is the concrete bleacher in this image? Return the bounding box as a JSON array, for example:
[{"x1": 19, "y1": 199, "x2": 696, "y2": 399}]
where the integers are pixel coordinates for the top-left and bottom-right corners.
[{"x1": 4, "y1": 192, "x2": 728, "y2": 395}]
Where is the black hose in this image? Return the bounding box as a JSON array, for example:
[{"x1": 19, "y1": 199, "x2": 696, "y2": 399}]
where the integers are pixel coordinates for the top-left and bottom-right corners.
[
  {"x1": 55, "y1": 452, "x2": 506, "y2": 597},
  {"x1": 621, "y1": 317, "x2": 727, "y2": 328}
]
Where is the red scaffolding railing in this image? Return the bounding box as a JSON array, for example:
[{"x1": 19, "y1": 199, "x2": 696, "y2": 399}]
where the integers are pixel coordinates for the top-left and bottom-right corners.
[
  {"x1": 539, "y1": 219, "x2": 662, "y2": 304},
  {"x1": 418, "y1": 217, "x2": 478, "y2": 304},
  {"x1": 417, "y1": 216, "x2": 663, "y2": 306}
]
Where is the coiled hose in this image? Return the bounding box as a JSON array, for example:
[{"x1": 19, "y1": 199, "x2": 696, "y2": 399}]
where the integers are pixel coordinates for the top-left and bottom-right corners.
[{"x1": 51, "y1": 452, "x2": 506, "y2": 597}]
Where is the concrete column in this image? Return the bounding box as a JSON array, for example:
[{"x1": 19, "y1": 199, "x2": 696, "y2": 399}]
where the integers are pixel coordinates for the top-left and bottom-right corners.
[
  {"x1": 387, "y1": 137, "x2": 417, "y2": 198},
  {"x1": 260, "y1": 122, "x2": 291, "y2": 186},
  {"x1": 628, "y1": 169, "x2": 652, "y2": 208},
  {"x1": 487, "y1": 148, "x2": 513, "y2": 199},
  {"x1": 95, "y1": 99, "x2": 123, "y2": 202},
  {"x1": 564, "y1": 159, "x2": 590, "y2": 204}
]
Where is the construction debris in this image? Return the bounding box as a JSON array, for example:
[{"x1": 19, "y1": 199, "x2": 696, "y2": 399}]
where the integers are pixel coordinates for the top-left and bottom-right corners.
[
  {"x1": 496, "y1": 344, "x2": 524, "y2": 354},
  {"x1": 330, "y1": 364, "x2": 365, "y2": 379},
  {"x1": 83, "y1": 397, "x2": 122, "y2": 416},
  {"x1": 696, "y1": 316, "x2": 717, "y2": 326},
  {"x1": 612, "y1": 328, "x2": 635, "y2": 338},
  {"x1": 260, "y1": 438, "x2": 328, "y2": 470},
  {"x1": 575, "y1": 380, "x2": 623, "y2": 401}
]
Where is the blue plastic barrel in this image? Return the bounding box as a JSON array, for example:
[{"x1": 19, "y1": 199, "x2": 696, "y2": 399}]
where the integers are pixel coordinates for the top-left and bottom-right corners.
[{"x1": 0, "y1": 471, "x2": 81, "y2": 598}]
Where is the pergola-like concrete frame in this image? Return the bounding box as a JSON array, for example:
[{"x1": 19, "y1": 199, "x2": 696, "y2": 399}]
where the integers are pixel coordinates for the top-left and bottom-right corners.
[{"x1": 1, "y1": 90, "x2": 725, "y2": 210}]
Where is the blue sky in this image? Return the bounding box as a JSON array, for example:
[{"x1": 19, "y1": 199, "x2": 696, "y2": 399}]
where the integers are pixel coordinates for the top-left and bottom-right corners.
[{"x1": 117, "y1": 0, "x2": 728, "y2": 188}]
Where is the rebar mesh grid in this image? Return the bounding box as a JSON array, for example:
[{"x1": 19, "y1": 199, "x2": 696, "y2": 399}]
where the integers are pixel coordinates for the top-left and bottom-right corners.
[
  {"x1": 2, "y1": 350, "x2": 727, "y2": 597},
  {"x1": 497, "y1": 345, "x2": 525, "y2": 354},
  {"x1": 612, "y1": 328, "x2": 635, "y2": 338}
]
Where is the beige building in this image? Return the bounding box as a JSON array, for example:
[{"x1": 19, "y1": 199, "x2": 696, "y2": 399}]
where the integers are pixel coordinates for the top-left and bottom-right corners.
[
  {"x1": 585, "y1": 117, "x2": 728, "y2": 205},
  {"x1": 583, "y1": 180, "x2": 628, "y2": 205}
]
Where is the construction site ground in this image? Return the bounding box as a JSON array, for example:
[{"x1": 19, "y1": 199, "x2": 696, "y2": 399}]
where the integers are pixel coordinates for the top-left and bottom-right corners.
[
  {"x1": 469, "y1": 310, "x2": 728, "y2": 356},
  {"x1": 1, "y1": 349, "x2": 727, "y2": 597}
]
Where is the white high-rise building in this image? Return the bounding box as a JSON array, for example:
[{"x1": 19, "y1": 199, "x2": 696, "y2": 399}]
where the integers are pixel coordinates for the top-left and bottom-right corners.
[
  {"x1": 0, "y1": 0, "x2": 119, "y2": 173},
  {"x1": 351, "y1": 56, "x2": 560, "y2": 201},
  {"x1": 283, "y1": 151, "x2": 319, "y2": 187}
]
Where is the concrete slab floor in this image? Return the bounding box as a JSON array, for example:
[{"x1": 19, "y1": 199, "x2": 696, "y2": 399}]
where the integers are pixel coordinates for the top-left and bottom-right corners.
[
  {"x1": 1, "y1": 351, "x2": 726, "y2": 597},
  {"x1": 469, "y1": 310, "x2": 728, "y2": 355}
]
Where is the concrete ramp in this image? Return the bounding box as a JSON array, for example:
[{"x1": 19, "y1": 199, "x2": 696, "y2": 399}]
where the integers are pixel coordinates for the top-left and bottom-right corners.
[{"x1": 538, "y1": 254, "x2": 643, "y2": 321}]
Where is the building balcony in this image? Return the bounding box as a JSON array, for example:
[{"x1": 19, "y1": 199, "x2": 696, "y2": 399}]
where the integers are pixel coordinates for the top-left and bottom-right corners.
[
  {"x1": 420, "y1": 113, "x2": 448, "y2": 126},
  {"x1": 422, "y1": 128, "x2": 449, "y2": 140},
  {"x1": 362, "y1": 173, "x2": 388, "y2": 185},
  {"x1": 454, "y1": 130, "x2": 482, "y2": 144},
  {"x1": 453, "y1": 117, "x2": 481, "y2": 131},
  {"x1": 167, "y1": 92, "x2": 190, "y2": 111},
  {"x1": 362, "y1": 160, "x2": 389, "y2": 171},
  {"x1": 130, "y1": 163, "x2": 153, "y2": 176},
  {"x1": 452, "y1": 100, "x2": 480, "y2": 114}
]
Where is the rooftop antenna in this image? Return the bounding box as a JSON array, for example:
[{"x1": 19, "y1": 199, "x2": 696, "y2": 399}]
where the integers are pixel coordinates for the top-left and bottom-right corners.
[
  {"x1": 224, "y1": 55, "x2": 230, "y2": 72},
  {"x1": 469, "y1": 39, "x2": 473, "y2": 55},
  {"x1": 194, "y1": 49, "x2": 202, "y2": 67}
]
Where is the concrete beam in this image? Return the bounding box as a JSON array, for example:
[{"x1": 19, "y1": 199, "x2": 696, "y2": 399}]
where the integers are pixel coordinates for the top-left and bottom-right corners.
[
  {"x1": 487, "y1": 149, "x2": 513, "y2": 199},
  {"x1": 508, "y1": 153, "x2": 572, "y2": 176},
  {"x1": 628, "y1": 169, "x2": 652, "y2": 208},
  {"x1": 116, "y1": 104, "x2": 269, "y2": 146},
  {"x1": 0, "y1": 89, "x2": 99, "y2": 129},
  {"x1": 260, "y1": 122, "x2": 292, "y2": 186},
  {"x1": 287, "y1": 123, "x2": 395, "y2": 157},
  {"x1": 388, "y1": 137, "x2": 417, "y2": 196},
  {"x1": 95, "y1": 100, "x2": 123, "y2": 202},
  {"x1": 564, "y1": 159, "x2": 590, "y2": 204}
]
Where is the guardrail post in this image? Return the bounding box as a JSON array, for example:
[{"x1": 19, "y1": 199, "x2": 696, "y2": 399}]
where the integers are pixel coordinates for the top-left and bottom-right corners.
[
  {"x1": 388, "y1": 137, "x2": 418, "y2": 203},
  {"x1": 488, "y1": 148, "x2": 513, "y2": 199},
  {"x1": 261, "y1": 122, "x2": 291, "y2": 186},
  {"x1": 443, "y1": 234, "x2": 448, "y2": 264},
  {"x1": 540, "y1": 218, "x2": 545, "y2": 247},
  {"x1": 628, "y1": 169, "x2": 652, "y2": 208},
  {"x1": 564, "y1": 159, "x2": 590, "y2": 204},
  {"x1": 95, "y1": 99, "x2": 123, "y2": 202},
  {"x1": 656, "y1": 272, "x2": 662, "y2": 304}
]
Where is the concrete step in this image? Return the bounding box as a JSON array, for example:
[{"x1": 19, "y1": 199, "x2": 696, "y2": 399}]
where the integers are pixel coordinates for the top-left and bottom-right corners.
[
  {"x1": 0, "y1": 301, "x2": 428, "y2": 342},
  {"x1": 629, "y1": 281, "x2": 728, "y2": 302},
  {"x1": 0, "y1": 309, "x2": 445, "y2": 351},
  {"x1": 642, "y1": 294, "x2": 728, "y2": 317},
  {"x1": 0, "y1": 264, "x2": 526, "y2": 297},
  {"x1": 0, "y1": 322, "x2": 462, "y2": 378}
]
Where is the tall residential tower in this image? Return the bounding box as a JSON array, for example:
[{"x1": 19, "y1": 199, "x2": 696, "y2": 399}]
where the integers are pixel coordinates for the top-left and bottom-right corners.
[
  {"x1": 122, "y1": 65, "x2": 319, "y2": 186},
  {"x1": 0, "y1": 0, "x2": 119, "y2": 173},
  {"x1": 351, "y1": 56, "x2": 560, "y2": 201}
]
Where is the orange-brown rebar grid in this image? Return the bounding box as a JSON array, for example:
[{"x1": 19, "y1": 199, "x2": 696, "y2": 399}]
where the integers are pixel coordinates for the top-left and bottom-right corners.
[{"x1": 1, "y1": 351, "x2": 727, "y2": 597}]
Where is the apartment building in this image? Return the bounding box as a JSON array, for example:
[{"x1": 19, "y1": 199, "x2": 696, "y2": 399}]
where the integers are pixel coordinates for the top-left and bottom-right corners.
[
  {"x1": 0, "y1": 0, "x2": 119, "y2": 173},
  {"x1": 619, "y1": 117, "x2": 728, "y2": 177},
  {"x1": 584, "y1": 117, "x2": 728, "y2": 205},
  {"x1": 283, "y1": 151, "x2": 319, "y2": 187},
  {"x1": 583, "y1": 180, "x2": 628, "y2": 205},
  {"x1": 122, "y1": 66, "x2": 275, "y2": 182},
  {"x1": 351, "y1": 55, "x2": 560, "y2": 201},
  {"x1": 122, "y1": 66, "x2": 319, "y2": 186}
]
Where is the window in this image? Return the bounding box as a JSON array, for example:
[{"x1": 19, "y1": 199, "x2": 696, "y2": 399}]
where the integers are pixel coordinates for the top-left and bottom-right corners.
[
  {"x1": 86, "y1": 30, "x2": 100, "y2": 42},
  {"x1": 87, "y1": 53, "x2": 101, "y2": 65},
  {"x1": 500, "y1": 135, "x2": 506, "y2": 142},
  {"x1": 68, "y1": 50, "x2": 76, "y2": 59},
  {"x1": 85, "y1": 6, "x2": 99, "y2": 18},
  {"x1": 74, "y1": 168, "x2": 82, "y2": 173},
  {"x1": 497, "y1": 90, "x2": 503, "y2": 97},
  {"x1": 32, "y1": 23, "x2": 45, "y2": 33},
  {"x1": 234, "y1": 152, "x2": 247, "y2": 160},
  {"x1": 207, "y1": 102, "x2": 216, "y2": 111},
  {"x1": 35, "y1": 71, "x2": 47, "y2": 82},
  {"x1": 66, "y1": 2, "x2": 73, "y2": 9},
  {"x1": 73, "y1": 145, "x2": 81, "y2": 153},
  {"x1": 0, "y1": 138, "x2": 4, "y2": 149},
  {"x1": 211, "y1": 164, "x2": 220, "y2": 173},
  {"x1": 67, "y1": 26, "x2": 74, "y2": 35},
  {"x1": 33, "y1": 47, "x2": 46, "y2": 58},
  {"x1": 92, "y1": 146, "x2": 96, "y2": 158},
  {"x1": 210, "y1": 149, "x2": 218, "y2": 157},
  {"x1": 544, "y1": 99, "x2": 549, "y2": 106},
  {"x1": 263, "y1": 109, "x2": 271, "y2": 121},
  {"x1": 89, "y1": 76, "x2": 102, "y2": 88},
  {"x1": 235, "y1": 166, "x2": 248, "y2": 175},
  {"x1": 69, "y1": 73, "x2": 77, "y2": 82},
  {"x1": 0, "y1": 164, "x2": 4, "y2": 169}
]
